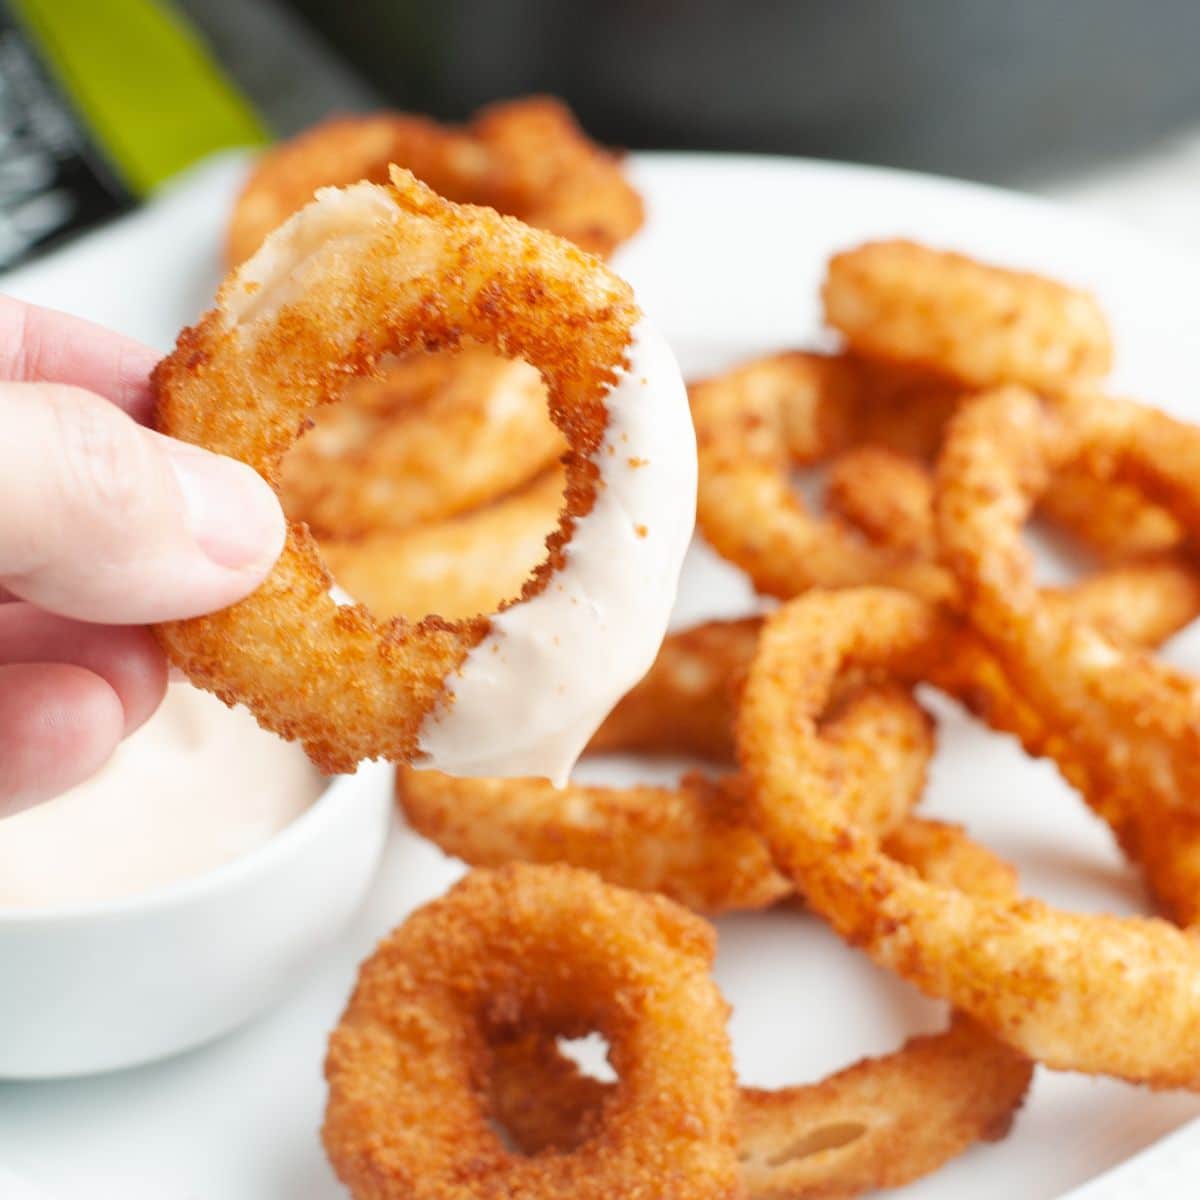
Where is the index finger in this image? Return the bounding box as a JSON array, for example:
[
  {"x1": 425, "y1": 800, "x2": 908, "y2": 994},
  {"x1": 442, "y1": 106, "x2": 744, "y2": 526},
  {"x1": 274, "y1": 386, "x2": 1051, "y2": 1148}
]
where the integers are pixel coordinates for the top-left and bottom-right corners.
[{"x1": 0, "y1": 294, "x2": 161, "y2": 423}]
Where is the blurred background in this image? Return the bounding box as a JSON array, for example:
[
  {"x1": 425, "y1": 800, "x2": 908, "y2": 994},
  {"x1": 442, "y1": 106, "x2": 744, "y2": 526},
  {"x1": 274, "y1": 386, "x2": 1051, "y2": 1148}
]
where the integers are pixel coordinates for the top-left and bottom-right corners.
[{"x1": 2, "y1": 0, "x2": 1199, "y2": 267}]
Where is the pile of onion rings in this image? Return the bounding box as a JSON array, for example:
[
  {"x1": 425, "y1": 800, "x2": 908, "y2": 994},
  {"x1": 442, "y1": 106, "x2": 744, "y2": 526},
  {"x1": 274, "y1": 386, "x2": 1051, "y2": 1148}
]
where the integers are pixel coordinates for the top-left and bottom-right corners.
[{"x1": 305, "y1": 228, "x2": 1200, "y2": 1194}]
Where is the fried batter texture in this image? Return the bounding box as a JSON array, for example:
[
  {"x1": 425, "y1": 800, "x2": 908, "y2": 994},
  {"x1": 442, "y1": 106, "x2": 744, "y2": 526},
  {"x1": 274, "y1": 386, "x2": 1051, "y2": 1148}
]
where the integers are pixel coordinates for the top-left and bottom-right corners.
[
  {"x1": 281, "y1": 347, "x2": 563, "y2": 540},
  {"x1": 935, "y1": 385, "x2": 1200, "y2": 898},
  {"x1": 228, "y1": 96, "x2": 643, "y2": 265},
  {"x1": 321, "y1": 469, "x2": 564, "y2": 621},
  {"x1": 485, "y1": 824, "x2": 1031, "y2": 1198},
  {"x1": 692, "y1": 344, "x2": 1200, "y2": 640},
  {"x1": 398, "y1": 672, "x2": 934, "y2": 914},
  {"x1": 323, "y1": 864, "x2": 742, "y2": 1200},
  {"x1": 690, "y1": 351, "x2": 957, "y2": 600},
  {"x1": 822, "y1": 240, "x2": 1112, "y2": 389},
  {"x1": 741, "y1": 588, "x2": 1200, "y2": 1089},
  {"x1": 155, "y1": 170, "x2": 636, "y2": 771}
]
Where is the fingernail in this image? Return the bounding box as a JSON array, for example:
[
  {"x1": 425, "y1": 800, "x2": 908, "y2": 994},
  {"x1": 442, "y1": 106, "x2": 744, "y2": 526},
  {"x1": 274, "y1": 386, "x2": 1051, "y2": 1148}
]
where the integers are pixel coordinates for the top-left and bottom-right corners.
[{"x1": 165, "y1": 441, "x2": 286, "y2": 570}]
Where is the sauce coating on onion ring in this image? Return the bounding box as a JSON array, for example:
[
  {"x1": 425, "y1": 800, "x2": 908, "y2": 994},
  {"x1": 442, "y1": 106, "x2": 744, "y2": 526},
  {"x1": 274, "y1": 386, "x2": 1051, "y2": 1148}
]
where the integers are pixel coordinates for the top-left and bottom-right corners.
[{"x1": 156, "y1": 169, "x2": 693, "y2": 778}]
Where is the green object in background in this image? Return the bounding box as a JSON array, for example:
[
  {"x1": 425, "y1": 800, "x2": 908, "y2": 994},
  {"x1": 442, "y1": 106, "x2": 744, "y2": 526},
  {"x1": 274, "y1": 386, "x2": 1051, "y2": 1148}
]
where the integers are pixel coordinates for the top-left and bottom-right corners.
[{"x1": 9, "y1": 0, "x2": 267, "y2": 197}]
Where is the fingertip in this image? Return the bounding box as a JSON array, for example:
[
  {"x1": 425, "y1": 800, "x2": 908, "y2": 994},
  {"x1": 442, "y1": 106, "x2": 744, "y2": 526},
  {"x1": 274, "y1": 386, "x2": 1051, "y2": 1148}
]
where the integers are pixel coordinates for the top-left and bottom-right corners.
[
  {"x1": 0, "y1": 606, "x2": 168, "y2": 735},
  {"x1": 0, "y1": 663, "x2": 123, "y2": 817},
  {"x1": 105, "y1": 625, "x2": 169, "y2": 735}
]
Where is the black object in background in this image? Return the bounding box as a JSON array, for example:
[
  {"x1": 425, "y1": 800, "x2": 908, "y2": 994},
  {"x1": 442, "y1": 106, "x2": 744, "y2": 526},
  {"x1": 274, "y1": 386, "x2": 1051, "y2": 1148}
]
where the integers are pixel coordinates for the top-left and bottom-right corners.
[
  {"x1": 282, "y1": 0, "x2": 1200, "y2": 184},
  {"x1": 0, "y1": 1, "x2": 130, "y2": 270}
]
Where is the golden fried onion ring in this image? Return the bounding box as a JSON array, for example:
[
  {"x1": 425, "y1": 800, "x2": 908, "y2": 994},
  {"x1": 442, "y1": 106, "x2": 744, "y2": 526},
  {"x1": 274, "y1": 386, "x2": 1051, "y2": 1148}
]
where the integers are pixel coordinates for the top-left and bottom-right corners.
[
  {"x1": 690, "y1": 351, "x2": 955, "y2": 600},
  {"x1": 826, "y1": 441, "x2": 1200, "y2": 648},
  {"x1": 281, "y1": 347, "x2": 563, "y2": 539},
  {"x1": 741, "y1": 588, "x2": 1200, "y2": 1088},
  {"x1": 691, "y1": 351, "x2": 1200, "y2": 644},
  {"x1": 822, "y1": 239, "x2": 1112, "y2": 389},
  {"x1": 228, "y1": 96, "x2": 643, "y2": 266},
  {"x1": 155, "y1": 170, "x2": 693, "y2": 777},
  {"x1": 935, "y1": 386, "x2": 1200, "y2": 907},
  {"x1": 319, "y1": 468, "x2": 563, "y2": 622},
  {"x1": 322, "y1": 864, "x2": 741, "y2": 1200},
  {"x1": 485, "y1": 823, "x2": 1031, "y2": 1196},
  {"x1": 397, "y1": 669, "x2": 934, "y2": 914}
]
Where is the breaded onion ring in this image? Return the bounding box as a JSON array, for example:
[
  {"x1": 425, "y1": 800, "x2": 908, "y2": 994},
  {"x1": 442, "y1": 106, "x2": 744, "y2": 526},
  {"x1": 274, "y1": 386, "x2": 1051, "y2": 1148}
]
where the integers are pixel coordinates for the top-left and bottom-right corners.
[
  {"x1": 397, "y1": 675, "x2": 934, "y2": 913},
  {"x1": 828, "y1": 424, "x2": 1183, "y2": 570},
  {"x1": 320, "y1": 469, "x2": 563, "y2": 622},
  {"x1": 691, "y1": 350, "x2": 1200, "y2": 641},
  {"x1": 825, "y1": 445, "x2": 938, "y2": 558},
  {"x1": 934, "y1": 385, "x2": 1200, "y2": 884},
  {"x1": 281, "y1": 347, "x2": 563, "y2": 539},
  {"x1": 155, "y1": 170, "x2": 694, "y2": 778},
  {"x1": 690, "y1": 351, "x2": 955, "y2": 600},
  {"x1": 827, "y1": 441, "x2": 1200, "y2": 648},
  {"x1": 228, "y1": 96, "x2": 643, "y2": 265},
  {"x1": 589, "y1": 617, "x2": 763, "y2": 761},
  {"x1": 322, "y1": 864, "x2": 741, "y2": 1199},
  {"x1": 822, "y1": 240, "x2": 1112, "y2": 389},
  {"x1": 741, "y1": 588, "x2": 1200, "y2": 1089},
  {"x1": 486, "y1": 823, "x2": 1031, "y2": 1196}
]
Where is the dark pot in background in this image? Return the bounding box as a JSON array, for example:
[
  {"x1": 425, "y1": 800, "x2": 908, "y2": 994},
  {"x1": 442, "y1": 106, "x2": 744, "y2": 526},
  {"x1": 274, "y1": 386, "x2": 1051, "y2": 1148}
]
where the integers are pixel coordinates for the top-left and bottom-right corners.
[{"x1": 279, "y1": 0, "x2": 1200, "y2": 185}]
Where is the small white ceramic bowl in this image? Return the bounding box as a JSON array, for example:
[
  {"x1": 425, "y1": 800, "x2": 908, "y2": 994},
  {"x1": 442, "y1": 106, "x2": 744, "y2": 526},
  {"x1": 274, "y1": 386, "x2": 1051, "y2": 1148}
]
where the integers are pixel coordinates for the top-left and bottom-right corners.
[{"x1": 0, "y1": 760, "x2": 393, "y2": 1079}]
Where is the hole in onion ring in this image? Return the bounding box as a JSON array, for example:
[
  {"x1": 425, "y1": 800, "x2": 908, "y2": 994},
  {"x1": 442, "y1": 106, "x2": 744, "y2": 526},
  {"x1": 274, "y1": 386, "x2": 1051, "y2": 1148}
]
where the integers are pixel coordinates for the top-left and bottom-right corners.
[{"x1": 278, "y1": 343, "x2": 569, "y2": 623}]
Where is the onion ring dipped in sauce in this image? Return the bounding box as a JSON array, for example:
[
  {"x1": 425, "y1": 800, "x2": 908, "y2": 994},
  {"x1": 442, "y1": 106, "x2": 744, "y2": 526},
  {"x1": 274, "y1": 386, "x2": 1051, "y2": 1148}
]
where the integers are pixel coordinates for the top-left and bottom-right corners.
[
  {"x1": 397, "y1": 655, "x2": 935, "y2": 914},
  {"x1": 740, "y1": 587, "x2": 1200, "y2": 1089},
  {"x1": 155, "y1": 169, "x2": 695, "y2": 779},
  {"x1": 227, "y1": 96, "x2": 643, "y2": 266},
  {"x1": 484, "y1": 824, "x2": 1032, "y2": 1197},
  {"x1": 322, "y1": 864, "x2": 742, "y2": 1200}
]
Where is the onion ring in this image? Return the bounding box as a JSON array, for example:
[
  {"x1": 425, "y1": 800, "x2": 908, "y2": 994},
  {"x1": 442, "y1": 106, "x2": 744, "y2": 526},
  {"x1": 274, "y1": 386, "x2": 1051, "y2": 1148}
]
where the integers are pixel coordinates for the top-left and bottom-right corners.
[
  {"x1": 320, "y1": 468, "x2": 563, "y2": 622},
  {"x1": 228, "y1": 96, "x2": 643, "y2": 265},
  {"x1": 155, "y1": 169, "x2": 694, "y2": 778},
  {"x1": 692, "y1": 350, "x2": 1200, "y2": 643},
  {"x1": 822, "y1": 240, "x2": 1112, "y2": 389},
  {"x1": 826, "y1": 441, "x2": 1200, "y2": 648},
  {"x1": 397, "y1": 675, "x2": 934, "y2": 914},
  {"x1": 690, "y1": 351, "x2": 955, "y2": 599},
  {"x1": 934, "y1": 385, "x2": 1200, "y2": 892},
  {"x1": 589, "y1": 617, "x2": 763, "y2": 761},
  {"x1": 322, "y1": 863, "x2": 741, "y2": 1199},
  {"x1": 485, "y1": 822, "x2": 1031, "y2": 1196},
  {"x1": 741, "y1": 587, "x2": 1200, "y2": 1088},
  {"x1": 825, "y1": 445, "x2": 937, "y2": 558},
  {"x1": 281, "y1": 347, "x2": 563, "y2": 539}
]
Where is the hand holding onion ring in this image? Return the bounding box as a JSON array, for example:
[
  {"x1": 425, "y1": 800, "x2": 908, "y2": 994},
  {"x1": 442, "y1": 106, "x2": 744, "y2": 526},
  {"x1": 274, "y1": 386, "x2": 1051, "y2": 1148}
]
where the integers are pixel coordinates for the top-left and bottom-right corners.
[{"x1": 155, "y1": 169, "x2": 695, "y2": 779}]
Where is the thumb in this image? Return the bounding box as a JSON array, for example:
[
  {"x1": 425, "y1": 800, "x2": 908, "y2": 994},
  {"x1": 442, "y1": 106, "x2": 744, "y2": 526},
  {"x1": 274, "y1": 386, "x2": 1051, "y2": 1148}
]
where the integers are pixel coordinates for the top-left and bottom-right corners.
[{"x1": 0, "y1": 381, "x2": 286, "y2": 623}]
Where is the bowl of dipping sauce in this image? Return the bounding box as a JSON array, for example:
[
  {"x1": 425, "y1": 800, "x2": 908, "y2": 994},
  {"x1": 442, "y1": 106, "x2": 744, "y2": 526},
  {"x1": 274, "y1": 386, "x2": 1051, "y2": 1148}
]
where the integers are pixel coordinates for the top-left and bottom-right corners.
[{"x1": 0, "y1": 684, "x2": 392, "y2": 1079}]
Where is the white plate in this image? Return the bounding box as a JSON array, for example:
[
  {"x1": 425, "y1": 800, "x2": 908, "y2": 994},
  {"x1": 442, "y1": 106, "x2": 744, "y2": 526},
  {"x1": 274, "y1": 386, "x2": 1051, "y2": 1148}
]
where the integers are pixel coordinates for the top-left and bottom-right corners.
[{"x1": 1, "y1": 151, "x2": 1199, "y2": 1198}]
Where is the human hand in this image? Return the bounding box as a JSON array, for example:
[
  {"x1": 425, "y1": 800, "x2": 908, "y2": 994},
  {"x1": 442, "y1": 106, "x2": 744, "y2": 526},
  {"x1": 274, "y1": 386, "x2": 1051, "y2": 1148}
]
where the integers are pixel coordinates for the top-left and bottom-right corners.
[{"x1": 0, "y1": 296, "x2": 286, "y2": 816}]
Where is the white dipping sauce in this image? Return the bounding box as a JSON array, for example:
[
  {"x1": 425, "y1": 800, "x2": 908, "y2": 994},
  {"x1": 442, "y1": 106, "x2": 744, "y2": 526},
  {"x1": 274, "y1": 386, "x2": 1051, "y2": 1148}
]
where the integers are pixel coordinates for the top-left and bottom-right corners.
[{"x1": 0, "y1": 685, "x2": 323, "y2": 910}]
